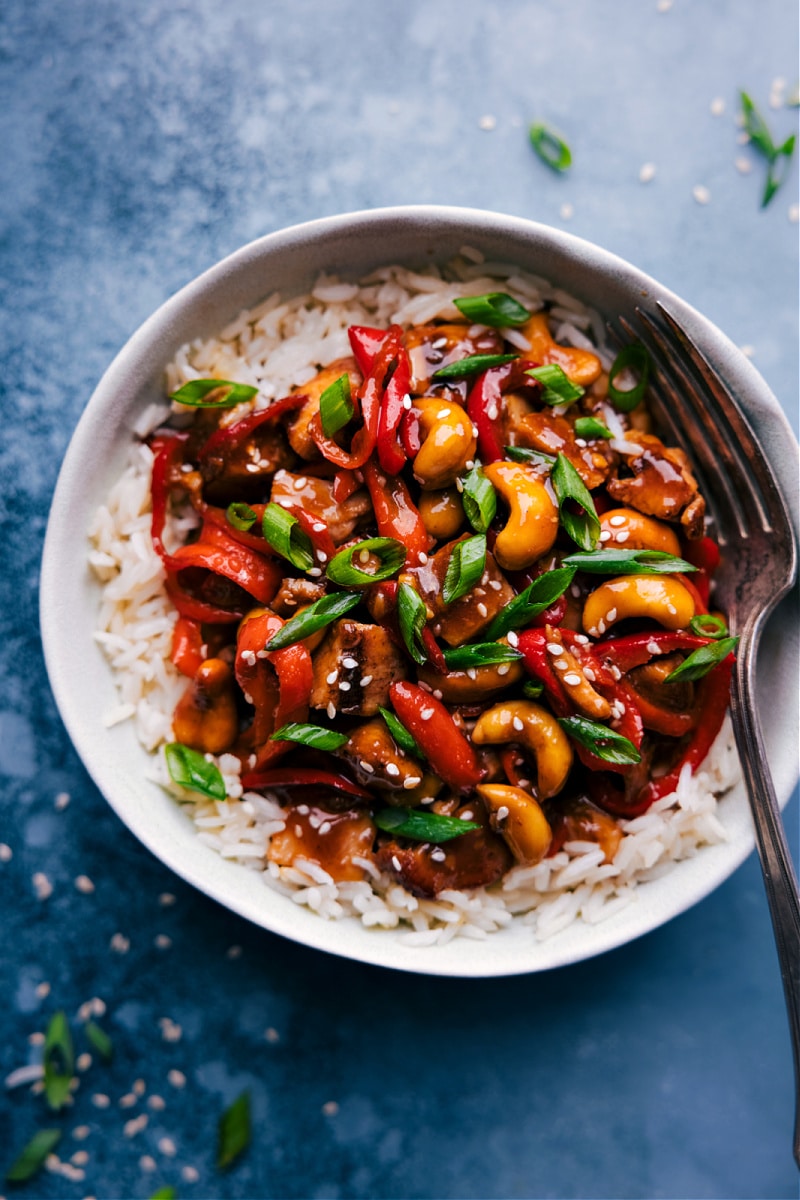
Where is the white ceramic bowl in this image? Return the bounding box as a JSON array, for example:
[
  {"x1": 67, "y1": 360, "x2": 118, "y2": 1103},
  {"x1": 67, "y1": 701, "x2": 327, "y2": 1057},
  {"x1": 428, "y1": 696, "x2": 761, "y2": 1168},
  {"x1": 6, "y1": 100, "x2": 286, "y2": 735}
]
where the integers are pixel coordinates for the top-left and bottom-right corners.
[{"x1": 40, "y1": 206, "x2": 799, "y2": 977}]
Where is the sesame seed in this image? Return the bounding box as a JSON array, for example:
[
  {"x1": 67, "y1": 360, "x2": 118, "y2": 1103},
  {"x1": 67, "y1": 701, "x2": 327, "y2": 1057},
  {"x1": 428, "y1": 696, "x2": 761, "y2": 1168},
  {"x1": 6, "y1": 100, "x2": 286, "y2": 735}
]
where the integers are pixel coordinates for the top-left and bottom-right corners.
[
  {"x1": 639, "y1": 162, "x2": 656, "y2": 183},
  {"x1": 402, "y1": 395, "x2": 412, "y2": 410},
  {"x1": 293, "y1": 476, "x2": 308, "y2": 490},
  {"x1": 563, "y1": 673, "x2": 582, "y2": 686},
  {"x1": 154, "y1": 935, "x2": 172, "y2": 950},
  {"x1": 339, "y1": 681, "x2": 351, "y2": 691},
  {"x1": 358, "y1": 549, "x2": 371, "y2": 563},
  {"x1": 308, "y1": 567, "x2": 322, "y2": 577},
  {"x1": 404, "y1": 777, "x2": 422, "y2": 789},
  {"x1": 391, "y1": 855, "x2": 402, "y2": 871},
  {"x1": 477, "y1": 602, "x2": 488, "y2": 617},
  {"x1": 599, "y1": 530, "x2": 612, "y2": 542},
  {"x1": 159, "y1": 1018, "x2": 182, "y2": 1043},
  {"x1": 489, "y1": 579, "x2": 502, "y2": 591},
  {"x1": 546, "y1": 643, "x2": 564, "y2": 656},
  {"x1": 385, "y1": 763, "x2": 400, "y2": 777},
  {"x1": 472, "y1": 425, "x2": 480, "y2": 438},
  {"x1": 72, "y1": 1126, "x2": 91, "y2": 1141},
  {"x1": 76, "y1": 1053, "x2": 92, "y2": 1072},
  {"x1": 583, "y1": 667, "x2": 596, "y2": 682},
  {"x1": 71, "y1": 1150, "x2": 89, "y2": 1166},
  {"x1": 506, "y1": 630, "x2": 519, "y2": 647},
  {"x1": 610, "y1": 664, "x2": 621, "y2": 680},
  {"x1": 555, "y1": 659, "x2": 569, "y2": 671},
  {"x1": 110, "y1": 933, "x2": 130, "y2": 954},
  {"x1": 432, "y1": 689, "x2": 443, "y2": 700},
  {"x1": 265, "y1": 1027, "x2": 280, "y2": 1043},
  {"x1": 294, "y1": 824, "x2": 303, "y2": 837},
  {"x1": 322, "y1": 1100, "x2": 340, "y2": 1116},
  {"x1": 417, "y1": 552, "x2": 428, "y2": 565},
  {"x1": 710, "y1": 97, "x2": 725, "y2": 116},
  {"x1": 342, "y1": 657, "x2": 358, "y2": 669},
  {"x1": 512, "y1": 716, "x2": 524, "y2": 732},
  {"x1": 693, "y1": 184, "x2": 711, "y2": 205},
  {"x1": 226, "y1": 945, "x2": 242, "y2": 960},
  {"x1": 467, "y1": 668, "x2": 477, "y2": 680},
  {"x1": 297, "y1": 804, "x2": 309, "y2": 815},
  {"x1": 615, "y1": 530, "x2": 630, "y2": 543},
  {"x1": 167, "y1": 1070, "x2": 186, "y2": 1089},
  {"x1": 159, "y1": 893, "x2": 176, "y2": 906},
  {"x1": 139, "y1": 1155, "x2": 157, "y2": 1172},
  {"x1": 735, "y1": 156, "x2": 752, "y2": 175},
  {"x1": 437, "y1": 407, "x2": 450, "y2": 419},
  {"x1": 667, "y1": 603, "x2": 677, "y2": 615},
  {"x1": 789, "y1": 204, "x2": 799, "y2": 224},
  {"x1": 496, "y1": 664, "x2": 510, "y2": 676},
  {"x1": 0, "y1": 842, "x2": 11, "y2": 861},
  {"x1": 91, "y1": 1093, "x2": 110, "y2": 1109},
  {"x1": 560, "y1": 202, "x2": 574, "y2": 220},
  {"x1": 158, "y1": 1137, "x2": 177, "y2": 1157},
  {"x1": 55, "y1": 792, "x2": 71, "y2": 810},
  {"x1": 487, "y1": 403, "x2": 499, "y2": 421},
  {"x1": 608, "y1": 515, "x2": 627, "y2": 527},
  {"x1": 574, "y1": 633, "x2": 589, "y2": 644},
  {"x1": 319, "y1": 821, "x2": 332, "y2": 835},
  {"x1": 460, "y1": 810, "x2": 474, "y2": 821},
  {"x1": 479, "y1": 114, "x2": 497, "y2": 131},
  {"x1": 571, "y1": 584, "x2": 581, "y2": 598},
  {"x1": 430, "y1": 848, "x2": 446, "y2": 862},
  {"x1": 456, "y1": 478, "x2": 464, "y2": 492},
  {"x1": 120, "y1": 1093, "x2": 138, "y2": 1108},
  {"x1": 181, "y1": 1166, "x2": 200, "y2": 1183},
  {"x1": 359, "y1": 760, "x2": 375, "y2": 773},
  {"x1": 35, "y1": 981, "x2": 50, "y2": 999},
  {"x1": 496, "y1": 805, "x2": 510, "y2": 821},
  {"x1": 313, "y1": 522, "x2": 326, "y2": 532},
  {"x1": 33, "y1": 872, "x2": 53, "y2": 900},
  {"x1": 315, "y1": 549, "x2": 327, "y2": 563},
  {"x1": 326, "y1": 702, "x2": 337, "y2": 720},
  {"x1": 326, "y1": 670, "x2": 338, "y2": 685},
  {"x1": 420, "y1": 707, "x2": 434, "y2": 720},
  {"x1": 359, "y1": 674, "x2": 373, "y2": 686},
  {"x1": 606, "y1": 608, "x2": 618, "y2": 623}
]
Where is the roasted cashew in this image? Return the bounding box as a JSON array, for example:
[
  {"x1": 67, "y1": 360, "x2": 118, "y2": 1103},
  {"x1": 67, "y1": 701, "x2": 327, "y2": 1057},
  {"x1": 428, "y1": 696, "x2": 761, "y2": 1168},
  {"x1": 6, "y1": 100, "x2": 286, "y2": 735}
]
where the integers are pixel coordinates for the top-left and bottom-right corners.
[
  {"x1": 412, "y1": 397, "x2": 477, "y2": 490},
  {"x1": 417, "y1": 487, "x2": 465, "y2": 540},
  {"x1": 172, "y1": 658, "x2": 238, "y2": 755},
  {"x1": 599, "y1": 507, "x2": 681, "y2": 556},
  {"x1": 520, "y1": 312, "x2": 602, "y2": 387},
  {"x1": 482, "y1": 461, "x2": 558, "y2": 572},
  {"x1": 417, "y1": 655, "x2": 525, "y2": 704},
  {"x1": 543, "y1": 629, "x2": 611, "y2": 719},
  {"x1": 477, "y1": 784, "x2": 552, "y2": 865},
  {"x1": 472, "y1": 700, "x2": 573, "y2": 800},
  {"x1": 582, "y1": 575, "x2": 696, "y2": 638}
]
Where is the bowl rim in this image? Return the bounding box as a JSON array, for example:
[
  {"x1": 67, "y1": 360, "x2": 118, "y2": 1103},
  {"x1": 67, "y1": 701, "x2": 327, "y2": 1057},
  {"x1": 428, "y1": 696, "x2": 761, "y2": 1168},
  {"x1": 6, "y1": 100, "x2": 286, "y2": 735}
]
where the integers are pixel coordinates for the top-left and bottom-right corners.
[{"x1": 40, "y1": 204, "x2": 800, "y2": 977}]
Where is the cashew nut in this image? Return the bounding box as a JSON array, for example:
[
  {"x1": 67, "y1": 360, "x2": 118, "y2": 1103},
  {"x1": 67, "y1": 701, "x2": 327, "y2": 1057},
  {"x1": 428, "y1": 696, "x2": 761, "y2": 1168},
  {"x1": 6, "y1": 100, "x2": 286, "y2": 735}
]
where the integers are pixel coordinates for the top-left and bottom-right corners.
[
  {"x1": 412, "y1": 397, "x2": 477, "y2": 490},
  {"x1": 417, "y1": 655, "x2": 525, "y2": 704},
  {"x1": 582, "y1": 574, "x2": 696, "y2": 638},
  {"x1": 477, "y1": 784, "x2": 552, "y2": 865},
  {"x1": 417, "y1": 487, "x2": 465, "y2": 540},
  {"x1": 543, "y1": 629, "x2": 611, "y2": 719},
  {"x1": 172, "y1": 658, "x2": 238, "y2": 755},
  {"x1": 482, "y1": 461, "x2": 559, "y2": 571},
  {"x1": 472, "y1": 700, "x2": 573, "y2": 800},
  {"x1": 599, "y1": 507, "x2": 681, "y2": 556},
  {"x1": 520, "y1": 312, "x2": 602, "y2": 387}
]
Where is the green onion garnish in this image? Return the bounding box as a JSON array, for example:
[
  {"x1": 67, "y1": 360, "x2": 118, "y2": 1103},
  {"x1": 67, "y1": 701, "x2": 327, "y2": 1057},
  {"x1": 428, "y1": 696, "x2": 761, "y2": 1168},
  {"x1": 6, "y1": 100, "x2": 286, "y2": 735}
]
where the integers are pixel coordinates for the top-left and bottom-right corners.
[
  {"x1": 558, "y1": 716, "x2": 642, "y2": 765},
  {"x1": 529, "y1": 121, "x2": 572, "y2": 172},
  {"x1": 664, "y1": 637, "x2": 739, "y2": 683},
  {"x1": 261, "y1": 503, "x2": 315, "y2": 572},
  {"x1": 265, "y1": 591, "x2": 361, "y2": 651},
  {"x1": 522, "y1": 679, "x2": 544, "y2": 700},
  {"x1": 562, "y1": 548, "x2": 696, "y2": 575},
  {"x1": 217, "y1": 1090, "x2": 252, "y2": 1170},
  {"x1": 269, "y1": 723, "x2": 349, "y2": 752},
  {"x1": 375, "y1": 807, "x2": 480, "y2": 843},
  {"x1": 442, "y1": 643, "x2": 522, "y2": 670},
  {"x1": 165, "y1": 743, "x2": 227, "y2": 800},
  {"x1": 226, "y1": 502, "x2": 258, "y2": 532},
  {"x1": 326, "y1": 537, "x2": 406, "y2": 587},
  {"x1": 84, "y1": 1021, "x2": 113, "y2": 1063},
  {"x1": 149, "y1": 1189, "x2": 178, "y2": 1200},
  {"x1": 454, "y1": 292, "x2": 531, "y2": 328},
  {"x1": 43, "y1": 1010, "x2": 74, "y2": 1112},
  {"x1": 431, "y1": 353, "x2": 517, "y2": 381},
  {"x1": 379, "y1": 707, "x2": 426, "y2": 761},
  {"x1": 551, "y1": 453, "x2": 600, "y2": 551},
  {"x1": 397, "y1": 582, "x2": 429, "y2": 665},
  {"x1": 319, "y1": 372, "x2": 355, "y2": 437},
  {"x1": 5, "y1": 1129, "x2": 62, "y2": 1184},
  {"x1": 689, "y1": 614, "x2": 729, "y2": 640},
  {"x1": 169, "y1": 379, "x2": 258, "y2": 408},
  {"x1": 461, "y1": 465, "x2": 497, "y2": 534},
  {"x1": 574, "y1": 416, "x2": 612, "y2": 439},
  {"x1": 607, "y1": 345, "x2": 651, "y2": 412},
  {"x1": 504, "y1": 445, "x2": 556, "y2": 467},
  {"x1": 740, "y1": 90, "x2": 797, "y2": 207},
  {"x1": 483, "y1": 566, "x2": 576, "y2": 640},
  {"x1": 442, "y1": 534, "x2": 487, "y2": 605},
  {"x1": 526, "y1": 363, "x2": 585, "y2": 407}
]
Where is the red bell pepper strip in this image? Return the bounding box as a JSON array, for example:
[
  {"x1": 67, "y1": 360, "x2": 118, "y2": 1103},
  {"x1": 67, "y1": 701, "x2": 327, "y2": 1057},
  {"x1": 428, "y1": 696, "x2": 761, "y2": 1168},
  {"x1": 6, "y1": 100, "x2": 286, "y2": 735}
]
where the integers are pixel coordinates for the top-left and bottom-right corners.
[
  {"x1": 376, "y1": 336, "x2": 411, "y2": 474},
  {"x1": 362, "y1": 457, "x2": 431, "y2": 566},
  {"x1": 332, "y1": 468, "x2": 363, "y2": 504},
  {"x1": 348, "y1": 325, "x2": 388, "y2": 376},
  {"x1": 290, "y1": 505, "x2": 337, "y2": 562},
  {"x1": 592, "y1": 631, "x2": 712, "y2": 675},
  {"x1": 310, "y1": 328, "x2": 403, "y2": 469},
  {"x1": 168, "y1": 518, "x2": 282, "y2": 606},
  {"x1": 683, "y1": 535, "x2": 721, "y2": 575},
  {"x1": 389, "y1": 681, "x2": 484, "y2": 790},
  {"x1": 196, "y1": 392, "x2": 306, "y2": 464},
  {"x1": 400, "y1": 407, "x2": 422, "y2": 458},
  {"x1": 235, "y1": 610, "x2": 314, "y2": 770},
  {"x1": 465, "y1": 359, "x2": 539, "y2": 464},
  {"x1": 239, "y1": 767, "x2": 373, "y2": 800},
  {"x1": 170, "y1": 616, "x2": 206, "y2": 677},
  {"x1": 150, "y1": 432, "x2": 190, "y2": 562},
  {"x1": 164, "y1": 577, "x2": 243, "y2": 624},
  {"x1": 421, "y1": 628, "x2": 447, "y2": 674}
]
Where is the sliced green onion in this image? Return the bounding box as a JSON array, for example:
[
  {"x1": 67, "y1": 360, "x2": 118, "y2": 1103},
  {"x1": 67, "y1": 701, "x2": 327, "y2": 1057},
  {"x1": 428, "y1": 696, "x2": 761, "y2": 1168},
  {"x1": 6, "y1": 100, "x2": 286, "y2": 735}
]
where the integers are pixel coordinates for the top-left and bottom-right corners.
[
  {"x1": 442, "y1": 643, "x2": 522, "y2": 670},
  {"x1": 739, "y1": 91, "x2": 796, "y2": 205},
  {"x1": 558, "y1": 716, "x2": 642, "y2": 766},
  {"x1": 526, "y1": 363, "x2": 585, "y2": 407},
  {"x1": 84, "y1": 1021, "x2": 113, "y2": 1063},
  {"x1": 375, "y1": 807, "x2": 480, "y2": 843},
  {"x1": 664, "y1": 637, "x2": 739, "y2": 684},
  {"x1": 149, "y1": 1189, "x2": 178, "y2": 1200},
  {"x1": 762, "y1": 134, "x2": 796, "y2": 207},
  {"x1": 326, "y1": 537, "x2": 406, "y2": 587},
  {"x1": 5, "y1": 1129, "x2": 62, "y2": 1184},
  {"x1": 442, "y1": 534, "x2": 487, "y2": 605},
  {"x1": 226, "y1": 501, "x2": 258, "y2": 532},
  {"x1": 379, "y1": 707, "x2": 426, "y2": 761},
  {"x1": 43, "y1": 1011, "x2": 74, "y2": 1112},
  {"x1": 574, "y1": 416, "x2": 612, "y2": 440},
  {"x1": 265, "y1": 591, "x2": 361, "y2": 651},
  {"x1": 261, "y1": 503, "x2": 314, "y2": 572},
  {"x1": 454, "y1": 292, "x2": 531, "y2": 328},
  {"x1": 431, "y1": 353, "x2": 517, "y2": 381},
  {"x1": 607, "y1": 345, "x2": 651, "y2": 411},
  {"x1": 504, "y1": 444, "x2": 556, "y2": 468},
  {"x1": 217, "y1": 1090, "x2": 251, "y2": 1170},
  {"x1": 689, "y1": 614, "x2": 729, "y2": 640},
  {"x1": 483, "y1": 566, "x2": 576, "y2": 640},
  {"x1": 165, "y1": 743, "x2": 227, "y2": 800},
  {"x1": 562, "y1": 548, "x2": 697, "y2": 575},
  {"x1": 522, "y1": 679, "x2": 544, "y2": 700},
  {"x1": 319, "y1": 372, "x2": 355, "y2": 437},
  {"x1": 397, "y1": 581, "x2": 429, "y2": 666},
  {"x1": 551, "y1": 453, "x2": 600, "y2": 551},
  {"x1": 270, "y1": 723, "x2": 349, "y2": 751},
  {"x1": 461, "y1": 465, "x2": 497, "y2": 533},
  {"x1": 529, "y1": 121, "x2": 572, "y2": 172},
  {"x1": 169, "y1": 379, "x2": 258, "y2": 408}
]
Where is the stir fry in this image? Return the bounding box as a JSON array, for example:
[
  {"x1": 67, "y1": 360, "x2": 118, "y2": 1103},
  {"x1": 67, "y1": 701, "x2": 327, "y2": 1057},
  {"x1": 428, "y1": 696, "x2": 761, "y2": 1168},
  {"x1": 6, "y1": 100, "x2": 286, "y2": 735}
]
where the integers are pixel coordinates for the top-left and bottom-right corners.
[{"x1": 151, "y1": 293, "x2": 736, "y2": 899}]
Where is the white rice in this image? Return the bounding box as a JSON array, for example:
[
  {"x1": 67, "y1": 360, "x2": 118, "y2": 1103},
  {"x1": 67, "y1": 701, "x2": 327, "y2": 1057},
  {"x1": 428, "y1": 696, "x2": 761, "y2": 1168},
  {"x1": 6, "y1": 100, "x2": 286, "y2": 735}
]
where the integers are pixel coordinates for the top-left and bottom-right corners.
[{"x1": 89, "y1": 254, "x2": 739, "y2": 945}]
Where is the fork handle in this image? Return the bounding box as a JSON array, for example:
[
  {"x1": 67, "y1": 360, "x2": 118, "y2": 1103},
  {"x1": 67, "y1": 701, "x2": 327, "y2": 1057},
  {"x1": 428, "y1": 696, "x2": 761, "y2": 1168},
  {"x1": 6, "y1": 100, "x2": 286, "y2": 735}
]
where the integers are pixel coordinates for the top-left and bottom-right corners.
[{"x1": 730, "y1": 630, "x2": 800, "y2": 1169}]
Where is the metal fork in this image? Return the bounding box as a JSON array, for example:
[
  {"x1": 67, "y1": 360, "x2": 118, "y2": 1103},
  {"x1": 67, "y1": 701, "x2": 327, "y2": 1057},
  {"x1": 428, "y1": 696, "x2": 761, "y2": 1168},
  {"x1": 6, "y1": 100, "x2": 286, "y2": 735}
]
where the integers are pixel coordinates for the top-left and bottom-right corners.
[{"x1": 613, "y1": 303, "x2": 800, "y2": 1167}]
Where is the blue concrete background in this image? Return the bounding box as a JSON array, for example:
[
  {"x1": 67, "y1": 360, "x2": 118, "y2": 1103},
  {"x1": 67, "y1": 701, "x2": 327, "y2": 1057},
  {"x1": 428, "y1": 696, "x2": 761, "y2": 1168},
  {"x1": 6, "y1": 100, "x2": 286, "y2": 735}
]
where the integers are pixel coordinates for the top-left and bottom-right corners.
[{"x1": 1, "y1": 1, "x2": 798, "y2": 1197}]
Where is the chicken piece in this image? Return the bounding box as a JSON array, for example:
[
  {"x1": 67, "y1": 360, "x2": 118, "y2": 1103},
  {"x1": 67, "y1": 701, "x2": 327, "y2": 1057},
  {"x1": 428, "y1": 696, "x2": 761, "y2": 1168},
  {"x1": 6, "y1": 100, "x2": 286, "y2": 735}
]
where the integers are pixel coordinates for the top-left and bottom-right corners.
[
  {"x1": 404, "y1": 323, "x2": 504, "y2": 396},
  {"x1": 339, "y1": 719, "x2": 424, "y2": 794},
  {"x1": 375, "y1": 803, "x2": 513, "y2": 898},
  {"x1": 513, "y1": 410, "x2": 615, "y2": 490},
  {"x1": 171, "y1": 658, "x2": 239, "y2": 755},
  {"x1": 606, "y1": 432, "x2": 706, "y2": 539},
  {"x1": 310, "y1": 619, "x2": 406, "y2": 716},
  {"x1": 267, "y1": 805, "x2": 376, "y2": 882},
  {"x1": 287, "y1": 356, "x2": 362, "y2": 460},
  {"x1": 270, "y1": 469, "x2": 371, "y2": 544},
  {"x1": 271, "y1": 577, "x2": 327, "y2": 617},
  {"x1": 199, "y1": 420, "x2": 296, "y2": 505},
  {"x1": 404, "y1": 539, "x2": 516, "y2": 646},
  {"x1": 546, "y1": 796, "x2": 622, "y2": 864}
]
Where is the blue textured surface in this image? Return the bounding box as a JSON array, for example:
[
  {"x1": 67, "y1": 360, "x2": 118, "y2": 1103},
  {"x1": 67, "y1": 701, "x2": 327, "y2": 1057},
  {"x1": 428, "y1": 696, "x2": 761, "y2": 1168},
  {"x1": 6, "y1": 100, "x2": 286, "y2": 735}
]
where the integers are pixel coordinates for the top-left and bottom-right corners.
[{"x1": 1, "y1": 2, "x2": 798, "y2": 1197}]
